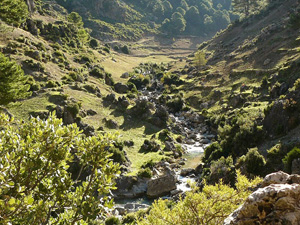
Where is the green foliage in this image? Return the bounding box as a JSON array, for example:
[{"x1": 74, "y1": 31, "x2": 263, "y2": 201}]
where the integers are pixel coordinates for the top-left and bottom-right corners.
[
  {"x1": 203, "y1": 142, "x2": 225, "y2": 163},
  {"x1": 237, "y1": 148, "x2": 266, "y2": 175},
  {"x1": 0, "y1": 53, "x2": 31, "y2": 105},
  {"x1": 67, "y1": 12, "x2": 84, "y2": 27},
  {"x1": 283, "y1": 147, "x2": 300, "y2": 173},
  {"x1": 137, "y1": 171, "x2": 262, "y2": 225},
  {"x1": 0, "y1": 113, "x2": 120, "y2": 224},
  {"x1": 193, "y1": 50, "x2": 207, "y2": 69},
  {"x1": 0, "y1": 0, "x2": 29, "y2": 27},
  {"x1": 105, "y1": 216, "x2": 121, "y2": 225}
]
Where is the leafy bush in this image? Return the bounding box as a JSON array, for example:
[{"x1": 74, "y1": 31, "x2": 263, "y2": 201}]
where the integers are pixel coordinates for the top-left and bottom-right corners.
[
  {"x1": 0, "y1": 53, "x2": 31, "y2": 105},
  {"x1": 105, "y1": 216, "x2": 121, "y2": 225},
  {"x1": 203, "y1": 142, "x2": 225, "y2": 163},
  {"x1": 0, "y1": 113, "x2": 120, "y2": 224},
  {"x1": 237, "y1": 148, "x2": 266, "y2": 175},
  {"x1": 137, "y1": 171, "x2": 261, "y2": 225},
  {"x1": 283, "y1": 147, "x2": 300, "y2": 173}
]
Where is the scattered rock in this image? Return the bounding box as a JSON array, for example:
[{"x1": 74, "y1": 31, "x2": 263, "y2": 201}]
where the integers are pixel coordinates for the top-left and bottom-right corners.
[{"x1": 121, "y1": 72, "x2": 129, "y2": 78}]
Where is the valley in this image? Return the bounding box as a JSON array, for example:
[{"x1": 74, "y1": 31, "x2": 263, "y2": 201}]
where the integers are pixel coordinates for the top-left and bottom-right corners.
[{"x1": 1, "y1": 0, "x2": 300, "y2": 224}]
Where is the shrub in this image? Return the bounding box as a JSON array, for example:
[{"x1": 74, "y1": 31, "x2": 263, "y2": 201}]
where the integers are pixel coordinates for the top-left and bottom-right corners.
[
  {"x1": 283, "y1": 147, "x2": 300, "y2": 173},
  {"x1": 0, "y1": 113, "x2": 120, "y2": 224},
  {"x1": 121, "y1": 45, "x2": 130, "y2": 54},
  {"x1": 166, "y1": 95, "x2": 184, "y2": 113},
  {"x1": 137, "y1": 171, "x2": 262, "y2": 225},
  {"x1": 137, "y1": 168, "x2": 152, "y2": 178},
  {"x1": 238, "y1": 148, "x2": 266, "y2": 175},
  {"x1": 203, "y1": 142, "x2": 225, "y2": 163},
  {"x1": 46, "y1": 80, "x2": 58, "y2": 88},
  {"x1": 105, "y1": 216, "x2": 121, "y2": 225},
  {"x1": 90, "y1": 67, "x2": 105, "y2": 78},
  {"x1": 0, "y1": 53, "x2": 31, "y2": 105}
]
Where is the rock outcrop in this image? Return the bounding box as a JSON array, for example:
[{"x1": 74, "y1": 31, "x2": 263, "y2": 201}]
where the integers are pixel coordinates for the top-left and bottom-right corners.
[
  {"x1": 224, "y1": 171, "x2": 300, "y2": 225},
  {"x1": 147, "y1": 167, "x2": 177, "y2": 198}
]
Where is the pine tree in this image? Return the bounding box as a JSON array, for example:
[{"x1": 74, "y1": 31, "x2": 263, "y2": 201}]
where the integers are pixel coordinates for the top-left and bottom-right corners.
[
  {"x1": 0, "y1": 0, "x2": 29, "y2": 27},
  {"x1": 0, "y1": 53, "x2": 31, "y2": 105}
]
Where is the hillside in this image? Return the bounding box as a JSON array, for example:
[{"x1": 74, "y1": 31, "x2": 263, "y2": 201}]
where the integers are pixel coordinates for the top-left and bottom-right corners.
[
  {"x1": 181, "y1": 0, "x2": 300, "y2": 176},
  {"x1": 1, "y1": 0, "x2": 300, "y2": 224},
  {"x1": 55, "y1": 0, "x2": 237, "y2": 40}
]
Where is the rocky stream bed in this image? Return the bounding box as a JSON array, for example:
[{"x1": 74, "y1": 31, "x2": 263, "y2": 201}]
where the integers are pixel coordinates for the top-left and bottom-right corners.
[{"x1": 110, "y1": 72, "x2": 216, "y2": 216}]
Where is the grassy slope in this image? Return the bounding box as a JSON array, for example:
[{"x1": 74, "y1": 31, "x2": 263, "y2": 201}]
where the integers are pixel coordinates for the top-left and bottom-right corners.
[
  {"x1": 0, "y1": 2, "x2": 205, "y2": 174},
  {"x1": 182, "y1": 0, "x2": 300, "y2": 159}
]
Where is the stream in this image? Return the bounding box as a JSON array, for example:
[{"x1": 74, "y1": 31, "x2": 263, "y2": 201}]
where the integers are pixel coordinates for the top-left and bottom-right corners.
[{"x1": 113, "y1": 70, "x2": 215, "y2": 214}]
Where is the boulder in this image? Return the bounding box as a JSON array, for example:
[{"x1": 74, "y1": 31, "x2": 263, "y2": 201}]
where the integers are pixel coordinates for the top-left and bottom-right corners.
[
  {"x1": 147, "y1": 170, "x2": 177, "y2": 198},
  {"x1": 180, "y1": 168, "x2": 195, "y2": 177},
  {"x1": 164, "y1": 141, "x2": 176, "y2": 151},
  {"x1": 262, "y1": 171, "x2": 300, "y2": 187},
  {"x1": 114, "y1": 82, "x2": 129, "y2": 94},
  {"x1": 224, "y1": 184, "x2": 300, "y2": 225}
]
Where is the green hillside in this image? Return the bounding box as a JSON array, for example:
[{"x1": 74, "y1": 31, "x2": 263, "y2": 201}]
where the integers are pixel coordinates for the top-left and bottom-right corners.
[{"x1": 1, "y1": 0, "x2": 300, "y2": 224}]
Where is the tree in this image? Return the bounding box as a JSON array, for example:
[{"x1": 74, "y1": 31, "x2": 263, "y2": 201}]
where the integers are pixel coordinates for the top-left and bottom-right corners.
[
  {"x1": 137, "y1": 171, "x2": 262, "y2": 225},
  {"x1": 232, "y1": 0, "x2": 262, "y2": 17},
  {"x1": 170, "y1": 12, "x2": 186, "y2": 33},
  {"x1": 0, "y1": 0, "x2": 29, "y2": 27},
  {"x1": 185, "y1": 6, "x2": 201, "y2": 25},
  {"x1": 0, "y1": 53, "x2": 31, "y2": 105},
  {"x1": 67, "y1": 12, "x2": 84, "y2": 27},
  {"x1": 162, "y1": 0, "x2": 173, "y2": 17},
  {"x1": 0, "y1": 113, "x2": 120, "y2": 224},
  {"x1": 193, "y1": 50, "x2": 207, "y2": 69}
]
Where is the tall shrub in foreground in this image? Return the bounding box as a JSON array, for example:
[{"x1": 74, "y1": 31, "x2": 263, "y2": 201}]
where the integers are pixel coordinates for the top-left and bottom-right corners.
[
  {"x1": 0, "y1": 113, "x2": 120, "y2": 224},
  {"x1": 137, "y1": 171, "x2": 261, "y2": 225}
]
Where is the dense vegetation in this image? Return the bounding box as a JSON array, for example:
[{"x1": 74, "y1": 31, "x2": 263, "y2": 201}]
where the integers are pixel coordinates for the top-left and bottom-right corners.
[
  {"x1": 55, "y1": 0, "x2": 239, "y2": 40},
  {"x1": 0, "y1": 113, "x2": 120, "y2": 224},
  {"x1": 1, "y1": 0, "x2": 300, "y2": 224}
]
